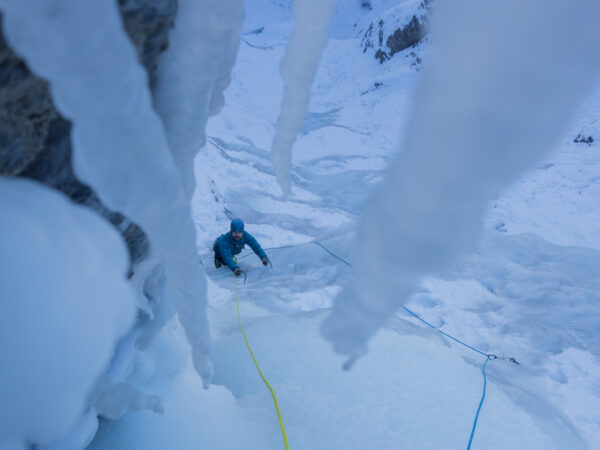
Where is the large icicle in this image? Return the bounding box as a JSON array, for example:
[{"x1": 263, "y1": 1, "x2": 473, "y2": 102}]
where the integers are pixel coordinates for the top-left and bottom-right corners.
[
  {"x1": 271, "y1": 0, "x2": 337, "y2": 198},
  {"x1": 153, "y1": 0, "x2": 244, "y2": 198},
  {"x1": 321, "y1": 0, "x2": 600, "y2": 362},
  {"x1": 0, "y1": 0, "x2": 213, "y2": 385}
]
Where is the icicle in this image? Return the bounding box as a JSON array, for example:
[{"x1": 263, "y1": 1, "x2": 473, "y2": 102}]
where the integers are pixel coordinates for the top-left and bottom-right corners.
[
  {"x1": 321, "y1": 0, "x2": 600, "y2": 361},
  {"x1": 0, "y1": 0, "x2": 214, "y2": 385},
  {"x1": 154, "y1": 0, "x2": 244, "y2": 199},
  {"x1": 271, "y1": 0, "x2": 336, "y2": 198},
  {"x1": 91, "y1": 376, "x2": 164, "y2": 420}
]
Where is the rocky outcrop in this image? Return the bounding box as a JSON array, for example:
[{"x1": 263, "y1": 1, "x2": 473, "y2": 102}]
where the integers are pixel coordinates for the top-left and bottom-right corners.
[
  {"x1": 385, "y1": 15, "x2": 426, "y2": 59},
  {"x1": 118, "y1": 0, "x2": 178, "y2": 89},
  {"x1": 574, "y1": 133, "x2": 594, "y2": 145},
  {"x1": 0, "y1": 28, "x2": 59, "y2": 175},
  {"x1": 0, "y1": 1, "x2": 177, "y2": 267},
  {"x1": 362, "y1": 0, "x2": 431, "y2": 63}
]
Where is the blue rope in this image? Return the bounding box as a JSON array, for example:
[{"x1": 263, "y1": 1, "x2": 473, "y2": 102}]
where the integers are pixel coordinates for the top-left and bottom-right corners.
[
  {"x1": 312, "y1": 240, "x2": 499, "y2": 449},
  {"x1": 311, "y1": 241, "x2": 491, "y2": 356},
  {"x1": 312, "y1": 241, "x2": 353, "y2": 268},
  {"x1": 400, "y1": 307, "x2": 491, "y2": 358},
  {"x1": 467, "y1": 356, "x2": 491, "y2": 450},
  {"x1": 239, "y1": 244, "x2": 295, "y2": 260}
]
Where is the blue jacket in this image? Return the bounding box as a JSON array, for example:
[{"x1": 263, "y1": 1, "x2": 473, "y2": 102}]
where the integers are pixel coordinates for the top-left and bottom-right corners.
[{"x1": 213, "y1": 231, "x2": 267, "y2": 271}]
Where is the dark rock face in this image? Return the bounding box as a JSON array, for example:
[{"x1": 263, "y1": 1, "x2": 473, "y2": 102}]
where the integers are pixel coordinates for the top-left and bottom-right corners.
[
  {"x1": 370, "y1": 15, "x2": 427, "y2": 64},
  {"x1": 386, "y1": 15, "x2": 425, "y2": 58},
  {"x1": 0, "y1": 28, "x2": 59, "y2": 175},
  {"x1": 118, "y1": 0, "x2": 178, "y2": 89},
  {"x1": 18, "y1": 117, "x2": 149, "y2": 267},
  {"x1": 362, "y1": 0, "x2": 431, "y2": 63},
  {"x1": 0, "y1": 1, "x2": 178, "y2": 267},
  {"x1": 574, "y1": 134, "x2": 594, "y2": 145}
]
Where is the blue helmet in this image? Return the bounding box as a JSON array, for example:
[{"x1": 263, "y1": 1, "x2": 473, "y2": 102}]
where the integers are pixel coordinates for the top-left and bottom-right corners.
[{"x1": 230, "y1": 218, "x2": 244, "y2": 232}]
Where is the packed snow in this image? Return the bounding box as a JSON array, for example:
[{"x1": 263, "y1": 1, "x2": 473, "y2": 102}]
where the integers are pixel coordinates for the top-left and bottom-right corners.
[{"x1": 1, "y1": 0, "x2": 599, "y2": 449}]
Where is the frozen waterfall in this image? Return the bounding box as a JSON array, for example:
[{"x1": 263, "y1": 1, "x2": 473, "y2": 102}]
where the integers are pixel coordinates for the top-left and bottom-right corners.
[{"x1": 0, "y1": 0, "x2": 214, "y2": 388}]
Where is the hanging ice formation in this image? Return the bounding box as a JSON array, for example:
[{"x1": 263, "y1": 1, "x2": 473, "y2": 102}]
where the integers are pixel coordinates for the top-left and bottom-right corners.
[
  {"x1": 154, "y1": 0, "x2": 244, "y2": 199},
  {"x1": 271, "y1": 0, "x2": 337, "y2": 198},
  {"x1": 321, "y1": 0, "x2": 600, "y2": 362},
  {"x1": 0, "y1": 177, "x2": 136, "y2": 447},
  {"x1": 0, "y1": 0, "x2": 246, "y2": 390}
]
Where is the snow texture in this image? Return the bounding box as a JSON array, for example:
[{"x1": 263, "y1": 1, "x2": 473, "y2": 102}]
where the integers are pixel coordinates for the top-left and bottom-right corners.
[
  {"x1": 271, "y1": 0, "x2": 337, "y2": 197},
  {"x1": 0, "y1": 0, "x2": 214, "y2": 387},
  {"x1": 154, "y1": 0, "x2": 244, "y2": 198},
  {"x1": 321, "y1": 0, "x2": 600, "y2": 363},
  {"x1": 0, "y1": 178, "x2": 135, "y2": 447}
]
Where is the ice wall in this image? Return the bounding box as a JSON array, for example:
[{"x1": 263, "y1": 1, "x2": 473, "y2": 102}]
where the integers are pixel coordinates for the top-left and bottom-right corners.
[
  {"x1": 0, "y1": 0, "x2": 213, "y2": 384},
  {"x1": 271, "y1": 0, "x2": 337, "y2": 197},
  {"x1": 321, "y1": 0, "x2": 600, "y2": 361},
  {"x1": 0, "y1": 178, "x2": 135, "y2": 447},
  {"x1": 154, "y1": 0, "x2": 244, "y2": 198}
]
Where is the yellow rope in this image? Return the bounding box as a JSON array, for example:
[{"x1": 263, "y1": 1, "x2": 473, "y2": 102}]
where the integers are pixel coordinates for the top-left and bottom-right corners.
[{"x1": 234, "y1": 271, "x2": 290, "y2": 450}]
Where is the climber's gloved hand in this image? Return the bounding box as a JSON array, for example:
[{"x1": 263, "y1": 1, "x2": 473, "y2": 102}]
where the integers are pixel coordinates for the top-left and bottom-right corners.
[
  {"x1": 234, "y1": 268, "x2": 242, "y2": 276},
  {"x1": 262, "y1": 257, "x2": 269, "y2": 266}
]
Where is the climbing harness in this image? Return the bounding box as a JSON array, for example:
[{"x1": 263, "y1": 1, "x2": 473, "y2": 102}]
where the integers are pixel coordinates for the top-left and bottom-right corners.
[
  {"x1": 311, "y1": 241, "x2": 520, "y2": 450},
  {"x1": 233, "y1": 260, "x2": 289, "y2": 449}
]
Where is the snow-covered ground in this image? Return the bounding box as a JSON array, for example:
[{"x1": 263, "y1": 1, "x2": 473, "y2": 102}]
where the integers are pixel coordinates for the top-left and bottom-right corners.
[{"x1": 90, "y1": 0, "x2": 599, "y2": 448}]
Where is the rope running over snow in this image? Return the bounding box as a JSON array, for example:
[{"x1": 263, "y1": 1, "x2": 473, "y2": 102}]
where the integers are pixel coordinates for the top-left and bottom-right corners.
[
  {"x1": 311, "y1": 240, "x2": 519, "y2": 450},
  {"x1": 234, "y1": 261, "x2": 290, "y2": 449}
]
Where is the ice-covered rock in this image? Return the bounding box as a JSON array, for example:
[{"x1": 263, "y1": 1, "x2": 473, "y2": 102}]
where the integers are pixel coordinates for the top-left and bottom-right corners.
[
  {"x1": 359, "y1": 0, "x2": 430, "y2": 63},
  {"x1": 118, "y1": 0, "x2": 178, "y2": 90},
  {"x1": 0, "y1": 0, "x2": 213, "y2": 387},
  {"x1": 0, "y1": 0, "x2": 180, "y2": 266}
]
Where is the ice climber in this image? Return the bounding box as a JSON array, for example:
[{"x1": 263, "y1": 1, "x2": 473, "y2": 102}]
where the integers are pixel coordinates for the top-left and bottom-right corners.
[{"x1": 213, "y1": 218, "x2": 269, "y2": 276}]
